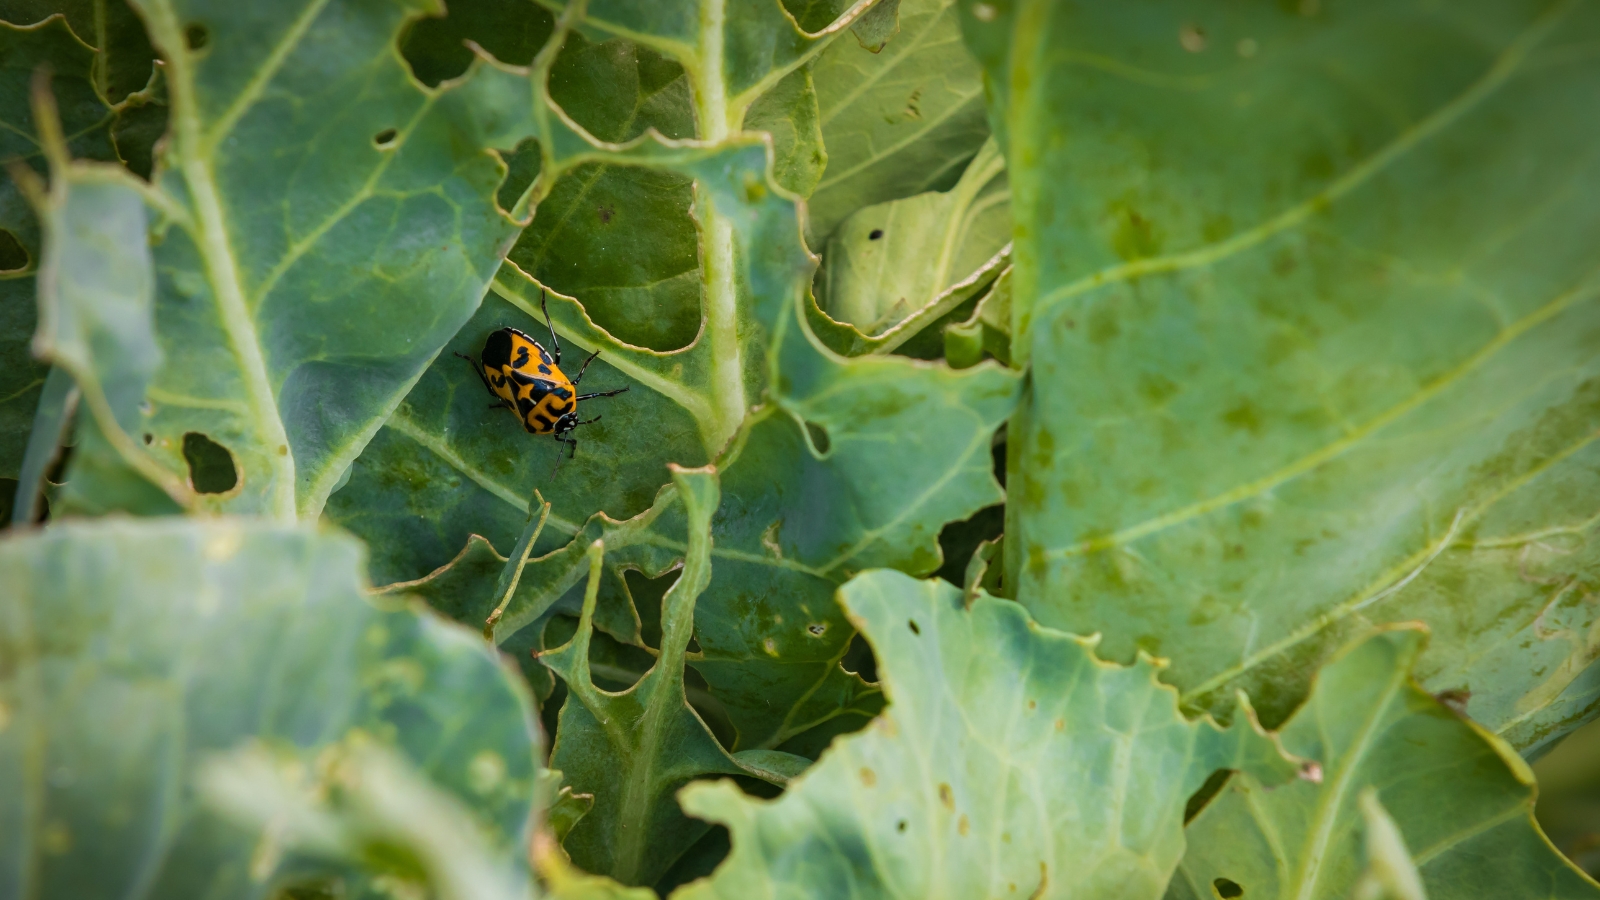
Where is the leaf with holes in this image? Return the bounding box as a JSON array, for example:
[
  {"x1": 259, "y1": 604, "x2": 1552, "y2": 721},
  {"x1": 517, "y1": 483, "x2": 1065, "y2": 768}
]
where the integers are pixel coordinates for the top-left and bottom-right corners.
[
  {"x1": 28, "y1": 0, "x2": 560, "y2": 521},
  {"x1": 1170, "y1": 627, "x2": 1599, "y2": 900},
  {"x1": 811, "y1": 135, "x2": 1008, "y2": 355},
  {"x1": 0, "y1": 14, "x2": 139, "y2": 521},
  {"x1": 967, "y1": 0, "x2": 1600, "y2": 753},
  {"x1": 806, "y1": 0, "x2": 990, "y2": 244},
  {"x1": 0, "y1": 517, "x2": 539, "y2": 898},
  {"x1": 675, "y1": 570, "x2": 1306, "y2": 900},
  {"x1": 326, "y1": 0, "x2": 1017, "y2": 774},
  {"x1": 539, "y1": 465, "x2": 755, "y2": 887}
]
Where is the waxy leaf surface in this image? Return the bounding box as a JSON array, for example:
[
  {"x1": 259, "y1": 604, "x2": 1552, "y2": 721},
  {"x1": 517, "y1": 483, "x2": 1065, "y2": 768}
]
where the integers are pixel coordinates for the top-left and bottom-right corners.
[
  {"x1": 1171, "y1": 627, "x2": 1599, "y2": 900},
  {"x1": 0, "y1": 517, "x2": 539, "y2": 899},
  {"x1": 678, "y1": 571, "x2": 1303, "y2": 900},
  {"x1": 37, "y1": 0, "x2": 542, "y2": 520},
  {"x1": 968, "y1": 0, "x2": 1600, "y2": 750}
]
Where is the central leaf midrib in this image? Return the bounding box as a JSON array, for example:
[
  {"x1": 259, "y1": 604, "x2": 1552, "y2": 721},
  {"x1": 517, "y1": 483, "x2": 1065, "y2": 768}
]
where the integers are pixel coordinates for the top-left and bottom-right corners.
[{"x1": 1288, "y1": 666, "x2": 1407, "y2": 900}]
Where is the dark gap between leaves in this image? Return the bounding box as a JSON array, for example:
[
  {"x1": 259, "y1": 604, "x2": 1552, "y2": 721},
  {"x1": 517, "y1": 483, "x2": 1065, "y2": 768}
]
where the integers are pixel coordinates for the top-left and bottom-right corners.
[
  {"x1": 398, "y1": 0, "x2": 554, "y2": 87},
  {"x1": 841, "y1": 630, "x2": 878, "y2": 684},
  {"x1": 934, "y1": 503, "x2": 1004, "y2": 588},
  {"x1": 1185, "y1": 768, "x2": 1232, "y2": 823},
  {"x1": 494, "y1": 137, "x2": 542, "y2": 214},
  {"x1": 654, "y1": 824, "x2": 731, "y2": 894},
  {"x1": 0, "y1": 478, "x2": 18, "y2": 527},
  {"x1": 0, "y1": 229, "x2": 29, "y2": 271}
]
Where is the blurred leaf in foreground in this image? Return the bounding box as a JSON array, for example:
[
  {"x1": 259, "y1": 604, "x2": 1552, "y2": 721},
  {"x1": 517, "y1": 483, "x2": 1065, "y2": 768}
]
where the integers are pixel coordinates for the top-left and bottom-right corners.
[{"x1": 0, "y1": 517, "x2": 539, "y2": 898}]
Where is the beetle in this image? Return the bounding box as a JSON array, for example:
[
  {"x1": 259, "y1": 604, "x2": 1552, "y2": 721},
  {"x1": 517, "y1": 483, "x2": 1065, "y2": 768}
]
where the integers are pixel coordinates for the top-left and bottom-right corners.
[{"x1": 455, "y1": 290, "x2": 628, "y2": 475}]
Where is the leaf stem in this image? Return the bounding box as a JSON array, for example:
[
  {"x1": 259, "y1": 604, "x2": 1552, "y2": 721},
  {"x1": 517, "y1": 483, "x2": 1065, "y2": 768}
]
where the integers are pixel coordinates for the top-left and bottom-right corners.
[
  {"x1": 689, "y1": 0, "x2": 747, "y2": 454},
  {"x1": 146, "y1": 0, "x2": 298, "y2": 520},
  {"x1": 612, "y1": 466, "x2": 719, "y2": 883}
]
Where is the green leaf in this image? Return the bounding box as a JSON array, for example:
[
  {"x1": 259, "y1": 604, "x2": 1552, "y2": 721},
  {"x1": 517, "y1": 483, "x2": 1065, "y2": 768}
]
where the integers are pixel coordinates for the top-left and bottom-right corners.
[
  {"x1": 540, "y1": 465, "x2": 747, "y2": 886},
  {"x1": 1351, "y1": 791, "x2": 1429, "y2": 900},
  {"x1": 9, "y1": 366, "x2": 72, "y2": 526},
  {"x1": 744, "y1": 63, "x2": 827, "y2": 199},
  {"x1": 1171, "y1": 627, "x2": 1599, "y2": 900},
  {"x1": 944, "y1": 262, "x2": 1012, "y2": 368},
  {"x1": 0, "y1": 14, "x2": 131, "y2": 518},
  {"x1": 971, "y1": 0, "x2": 1600, "y2": 749},
  {"x1": 512, "y1": 28, "x2": 700, "y2": 352},
  {"x1": 34, "y1": 0, "x2": 546, "y2": 520},
  {"x1": 812, "y1": 134, "x2": 1007, "y2": 353},
  {"x1": 542, "y1": 768, "x2": 597, "y2": 845},
  {"x1": 676, "y1": 570, "x2": 1305, "y2": 900},
  {"x1": 31, "y1": 142, "x2": 193, "y2": 512},
  {"x1": 324, "y1": 290, "x2": 706, "y2": 590},
  {"x1": 202, "y1": 740, "x2": 534, "y2": 900},
  {"x1": 330, "y1": 1, "x2": 1018, "y2": 756},
  {"x1": 0, "y1": 517, "x2": 539, "y2": 897},
  {"x1": 1531, "y1": 719, "x2": 1600, "y2": 879},
  {"x1": 1, "y1": 1, "x2": 155, "y2": 103},
  {"x1": 807, "y1": 0, "x2": 989, "y2": 243},
  {"x1": 849, "y1": 0, "x2": 901, "y2": 53}
]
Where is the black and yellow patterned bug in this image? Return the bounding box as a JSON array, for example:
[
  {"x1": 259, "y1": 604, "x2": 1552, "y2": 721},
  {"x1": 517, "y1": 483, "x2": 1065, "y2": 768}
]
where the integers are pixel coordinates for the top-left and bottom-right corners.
[{"x1": 456, "y1": 290, "x2": 628, "y2": 474}]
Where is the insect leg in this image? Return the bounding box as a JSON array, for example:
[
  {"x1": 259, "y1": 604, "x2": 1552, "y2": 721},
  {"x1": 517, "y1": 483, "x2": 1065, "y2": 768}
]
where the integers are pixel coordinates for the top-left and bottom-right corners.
[
  {"x1": 548, "y1": 435, "x2": 576, "y2": 478},
  {"x1": 455, "y1": 351, "x2": 498, "y2": 399},
  {"x1": 540, "y1": 289, "x2": 561, "y2": 365},
  {"x1": 571, "y1": 347, "x2": 603, "y2": 385},
  {"x1": 574, "y1": 387, "x2": 628, "y2": 402}
]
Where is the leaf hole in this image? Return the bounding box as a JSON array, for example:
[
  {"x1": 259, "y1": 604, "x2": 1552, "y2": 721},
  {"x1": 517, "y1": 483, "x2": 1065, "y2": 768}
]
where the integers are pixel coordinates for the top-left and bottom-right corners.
[
  {"x1": 182, "y1": 432, "x2": 238, "y2": 494},
  {"x1": 896, "y1": 819, "x2": 907, "y2": 832},
  {"x1": 183, "y1": 23, "x2": 209, "y2": 51},
  {"x1": 806, "y1": 622, "x2": 826, "y2": 636},
  {"x1": 1213, "y1": 878, "x2": 1244, "y2": 899},
  {"x1": 0, "y1": 229, "x2": 29, "y2": 272},
  {"x1": 907, "y1": 618, "x2": 920, "y2": 635},
  {"x1": 142, "y1": 433, "x2": 153, "y2": 445},
  {"x1": 494, "y1": 137, "x2": 541, "y2": 216},
  {"x1": 803, "y1": 420, "x2": 830, "y2": 455},
  {"x1": 868, "y1": 228, "x2": 884, "y2": 240},
  {"x1": 373, "y1": 128, "x2": 398, "y2": 149}
]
